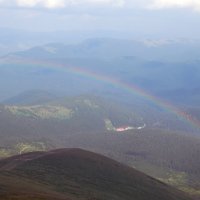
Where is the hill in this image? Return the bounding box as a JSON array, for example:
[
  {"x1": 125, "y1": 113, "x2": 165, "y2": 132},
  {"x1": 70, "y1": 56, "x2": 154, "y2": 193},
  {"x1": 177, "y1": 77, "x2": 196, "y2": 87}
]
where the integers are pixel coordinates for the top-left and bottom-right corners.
[
  {"x1": 0, "y1": 94, "x2": 200, "y2": 196},
  {"x1": 0, "y1": 148, "x2": 194, "y2": 200}
]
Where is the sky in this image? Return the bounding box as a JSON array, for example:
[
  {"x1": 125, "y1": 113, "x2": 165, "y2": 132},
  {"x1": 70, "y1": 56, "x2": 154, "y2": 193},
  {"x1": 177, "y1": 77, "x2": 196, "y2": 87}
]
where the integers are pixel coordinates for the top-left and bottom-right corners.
[{"x1": 0, "y1": 0, "x2": 199, "y2": 38}]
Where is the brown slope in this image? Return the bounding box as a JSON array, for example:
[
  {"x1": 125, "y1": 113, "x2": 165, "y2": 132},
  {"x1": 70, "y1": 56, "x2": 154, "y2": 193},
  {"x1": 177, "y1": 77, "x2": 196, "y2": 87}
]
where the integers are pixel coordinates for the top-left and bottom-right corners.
[
  {"x1": 0, "y1": 148, "x2": 194, "y2": 200},
  {"x1": 0, "y1": 171, "x2": 72, "y2": 200}
]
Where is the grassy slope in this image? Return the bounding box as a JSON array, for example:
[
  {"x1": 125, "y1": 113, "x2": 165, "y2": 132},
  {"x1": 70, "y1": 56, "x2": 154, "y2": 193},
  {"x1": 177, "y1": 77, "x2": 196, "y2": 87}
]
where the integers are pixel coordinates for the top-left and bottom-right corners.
[
  {"x1": 0, "y1": 149, "x2": 194, "y2": 200},
  {"x1": 0, "y1": 174, "x2": 70, "y2": 200}
]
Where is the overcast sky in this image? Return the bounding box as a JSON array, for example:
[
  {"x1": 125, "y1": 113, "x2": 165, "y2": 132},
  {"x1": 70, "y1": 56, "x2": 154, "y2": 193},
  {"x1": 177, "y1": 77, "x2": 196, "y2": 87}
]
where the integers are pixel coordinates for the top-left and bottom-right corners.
[{"x1": 0, "y1": 0, "x2": 199, "y2": 38}]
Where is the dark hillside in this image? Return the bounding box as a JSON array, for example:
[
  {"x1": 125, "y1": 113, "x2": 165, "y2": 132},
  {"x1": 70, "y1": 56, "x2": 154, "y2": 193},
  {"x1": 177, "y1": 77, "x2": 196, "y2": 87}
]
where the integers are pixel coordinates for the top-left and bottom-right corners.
[{"x1": 0, "y1": 148, "x2": 194, "y2": 200}]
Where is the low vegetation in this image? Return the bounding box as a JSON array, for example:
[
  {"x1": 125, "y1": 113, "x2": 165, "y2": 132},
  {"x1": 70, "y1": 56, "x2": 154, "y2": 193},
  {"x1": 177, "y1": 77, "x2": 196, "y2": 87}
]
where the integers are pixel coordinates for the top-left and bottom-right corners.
[
  {"x1": 0, "y1": 149, "x2": 194, "y2": 200},
  {"x1": 104, "y1": 118, "x2": 116, "y2": 131},
  {"x1": 5, "y1": 105, "x2": 73, "y2": 119},
  {"x1": 16, "y1": 142, "x2": 47, "y2": 154},
  {"x1": 0, "y1": 149, "x2": 12, "y2": 158}
]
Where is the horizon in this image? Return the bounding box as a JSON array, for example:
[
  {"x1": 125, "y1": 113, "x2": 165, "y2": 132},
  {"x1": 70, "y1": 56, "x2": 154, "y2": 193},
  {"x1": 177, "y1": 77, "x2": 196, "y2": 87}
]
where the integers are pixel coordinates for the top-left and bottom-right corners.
[{"x1": 0, "y1": 0, "x2": 199, "y2": 39}]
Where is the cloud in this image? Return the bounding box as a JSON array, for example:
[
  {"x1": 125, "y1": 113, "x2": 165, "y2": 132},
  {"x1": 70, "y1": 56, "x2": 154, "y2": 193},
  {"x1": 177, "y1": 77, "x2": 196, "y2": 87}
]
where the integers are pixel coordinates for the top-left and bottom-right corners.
[
  {"x1": 17, "y1": 0, "x2": 66, "y2": 8},
  {"x1": 0, "y1": 0, "x2": 200, "y2": 11},
  {"x1": 149, "y1": 0, "x2": 200, "y2": 11},
  {"x1": 0, "y1": 0, "x2": 125, "y2": 9}
]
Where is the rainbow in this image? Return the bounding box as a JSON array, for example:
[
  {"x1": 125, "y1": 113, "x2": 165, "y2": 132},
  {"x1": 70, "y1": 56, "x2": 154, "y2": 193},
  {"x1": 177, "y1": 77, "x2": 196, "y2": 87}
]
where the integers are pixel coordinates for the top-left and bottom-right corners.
[{"x1": 3, "y1": 57, "x2": 200, "y2": 130}]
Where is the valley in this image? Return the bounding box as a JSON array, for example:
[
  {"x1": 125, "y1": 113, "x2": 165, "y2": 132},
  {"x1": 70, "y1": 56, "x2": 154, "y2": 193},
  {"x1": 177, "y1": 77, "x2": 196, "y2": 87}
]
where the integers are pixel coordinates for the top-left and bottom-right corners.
[{"x1": 0, "y1": 94, "x2": 200, "y2": 198}]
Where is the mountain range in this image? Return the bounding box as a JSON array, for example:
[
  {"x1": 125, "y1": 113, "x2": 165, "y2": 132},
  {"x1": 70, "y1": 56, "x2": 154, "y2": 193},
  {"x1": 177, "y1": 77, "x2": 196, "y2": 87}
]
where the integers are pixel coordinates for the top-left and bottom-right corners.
[
  {"x1": 1, "y1": 38, "x2": 200, "y2": 106},
  {"x1": 1, "y1": 37, "x2": 200, "y2": 199}
]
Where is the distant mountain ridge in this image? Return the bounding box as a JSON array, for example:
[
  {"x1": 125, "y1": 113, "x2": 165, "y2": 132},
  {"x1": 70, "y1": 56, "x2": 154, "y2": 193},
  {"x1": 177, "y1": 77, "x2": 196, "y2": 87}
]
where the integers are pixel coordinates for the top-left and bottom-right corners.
[
  {"x1": 1, "y1": 38, "x2": 200, "y2": 105},
  {"x1": 9, "y1": 38, "x2": 200, "y2": 61}
]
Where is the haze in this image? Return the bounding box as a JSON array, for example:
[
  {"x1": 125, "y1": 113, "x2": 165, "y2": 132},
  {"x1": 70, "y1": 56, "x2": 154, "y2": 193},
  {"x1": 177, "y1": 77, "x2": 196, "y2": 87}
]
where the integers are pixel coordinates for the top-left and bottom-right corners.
[
  {"x1": 1, "y1": 1, "x2": 200, "y2": 200},
  {"x1": 0, "y1": 0, "x2": 199, "y2": 38}
]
